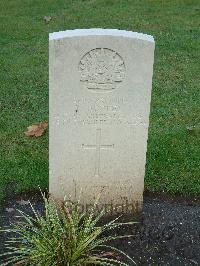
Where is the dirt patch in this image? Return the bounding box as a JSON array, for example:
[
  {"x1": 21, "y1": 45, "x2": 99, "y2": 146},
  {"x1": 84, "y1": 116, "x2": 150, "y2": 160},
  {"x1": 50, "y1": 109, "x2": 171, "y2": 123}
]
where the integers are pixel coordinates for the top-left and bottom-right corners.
[{"x1": 0, "y1": 192, "x2": 200, "y2": 265}]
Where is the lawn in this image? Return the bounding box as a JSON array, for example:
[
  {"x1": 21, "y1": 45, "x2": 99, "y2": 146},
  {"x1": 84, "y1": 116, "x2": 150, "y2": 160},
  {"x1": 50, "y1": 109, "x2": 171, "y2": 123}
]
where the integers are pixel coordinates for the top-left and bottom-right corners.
[{"x1": 0, "y1": 0, "x2": 199, "y2": 202}]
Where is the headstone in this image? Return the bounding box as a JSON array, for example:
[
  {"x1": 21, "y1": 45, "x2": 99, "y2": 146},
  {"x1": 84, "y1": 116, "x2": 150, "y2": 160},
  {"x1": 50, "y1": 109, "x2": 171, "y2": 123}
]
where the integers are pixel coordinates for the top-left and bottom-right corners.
[{"x1": 49, "y1": 29, "x2": 155, "y2": 214}]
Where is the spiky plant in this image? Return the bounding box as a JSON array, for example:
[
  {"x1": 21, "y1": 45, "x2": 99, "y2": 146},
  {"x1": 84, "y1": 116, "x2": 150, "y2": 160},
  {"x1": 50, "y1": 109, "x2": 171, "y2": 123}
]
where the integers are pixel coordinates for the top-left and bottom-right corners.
[{"x1": 0, "y1": 194, "x2": 136, "y2": 265}]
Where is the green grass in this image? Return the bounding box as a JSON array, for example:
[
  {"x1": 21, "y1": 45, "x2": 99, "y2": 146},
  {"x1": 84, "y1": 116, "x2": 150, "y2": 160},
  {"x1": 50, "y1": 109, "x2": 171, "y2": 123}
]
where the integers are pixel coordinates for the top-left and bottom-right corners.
[{"x1": 0, "y1": 0, "x2": 199, "y2": 201}]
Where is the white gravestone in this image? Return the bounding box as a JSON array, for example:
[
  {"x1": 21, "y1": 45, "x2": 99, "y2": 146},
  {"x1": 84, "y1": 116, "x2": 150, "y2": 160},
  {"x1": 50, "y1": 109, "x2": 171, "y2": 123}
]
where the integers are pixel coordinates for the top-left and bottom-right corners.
[{"x1": 49, "y1": 29, "x2": 155, "y2": 213}]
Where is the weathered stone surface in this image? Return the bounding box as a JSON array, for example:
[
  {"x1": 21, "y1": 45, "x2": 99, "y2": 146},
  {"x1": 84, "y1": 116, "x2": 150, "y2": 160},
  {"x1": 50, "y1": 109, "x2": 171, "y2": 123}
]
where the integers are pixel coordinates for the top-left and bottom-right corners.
[{"x1": 49, "y1": 29, "x2": 155, "y2": 213}]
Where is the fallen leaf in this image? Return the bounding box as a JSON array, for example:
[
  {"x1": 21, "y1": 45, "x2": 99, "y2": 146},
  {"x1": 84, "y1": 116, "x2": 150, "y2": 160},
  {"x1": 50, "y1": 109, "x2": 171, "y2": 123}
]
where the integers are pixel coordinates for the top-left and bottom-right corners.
[
  {"x1": 24, "y1": 121, "x2": 48, "y2": 137},
  {"x1": 13, "y1": 260, "x2": 27, "y2": 266},
  {"x1": 16, "y1": 199, "x2": 30, "y2": 206},
  {"x1": 5, "y1": 208, "x2": 15, "y2": 213},
  {"x1": 101, "y1": 251, "x2": 117, "y2": 258},
  {"x1": 186, "y1": 125, "x2": 195, "y2": 132},
  {"x1": 43, "y1": 16, "x2": 52, "y2": 23}
]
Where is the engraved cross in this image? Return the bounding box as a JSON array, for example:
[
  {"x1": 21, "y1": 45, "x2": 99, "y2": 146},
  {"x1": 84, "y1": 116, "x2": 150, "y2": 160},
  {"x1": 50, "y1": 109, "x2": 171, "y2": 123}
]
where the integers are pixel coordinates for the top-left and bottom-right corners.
[{"x1": 82, "y1": 128, "x2": 114, "y2": 177}]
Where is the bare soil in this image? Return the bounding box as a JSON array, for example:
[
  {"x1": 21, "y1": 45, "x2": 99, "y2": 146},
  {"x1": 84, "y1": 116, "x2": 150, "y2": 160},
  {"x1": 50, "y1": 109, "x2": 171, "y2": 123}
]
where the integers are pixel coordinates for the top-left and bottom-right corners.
[{"x1": 0, "y1": 191, "x2": 200, "y2": 265}]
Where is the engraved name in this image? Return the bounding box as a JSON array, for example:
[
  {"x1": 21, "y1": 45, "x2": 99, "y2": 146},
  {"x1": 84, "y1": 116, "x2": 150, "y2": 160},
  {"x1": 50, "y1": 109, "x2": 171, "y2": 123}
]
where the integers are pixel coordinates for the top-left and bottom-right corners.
[{"x1": 54, "y1": 97, "x2": 147, "y2": 127}]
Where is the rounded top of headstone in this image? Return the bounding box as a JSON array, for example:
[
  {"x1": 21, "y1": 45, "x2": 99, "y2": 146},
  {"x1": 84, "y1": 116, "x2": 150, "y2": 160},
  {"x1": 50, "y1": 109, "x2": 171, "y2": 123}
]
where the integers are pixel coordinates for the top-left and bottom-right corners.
[{"x1": 49, "y1": 28, "x2": 154, "y2": 43}]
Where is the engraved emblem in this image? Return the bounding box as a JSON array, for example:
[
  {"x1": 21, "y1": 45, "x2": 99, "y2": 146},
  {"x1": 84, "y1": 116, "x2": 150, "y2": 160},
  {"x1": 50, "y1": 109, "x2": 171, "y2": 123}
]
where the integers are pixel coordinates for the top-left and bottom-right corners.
[{"x1": 79, "y1": 48, "x2": 125, "y2": 91}]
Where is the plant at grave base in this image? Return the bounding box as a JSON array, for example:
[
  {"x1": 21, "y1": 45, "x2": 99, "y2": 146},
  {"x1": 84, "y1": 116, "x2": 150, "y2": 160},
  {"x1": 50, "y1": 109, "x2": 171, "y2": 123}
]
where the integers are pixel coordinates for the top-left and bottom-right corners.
[{"x1": 0, "y1": 194, "x2": 136, "y2": 266}]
